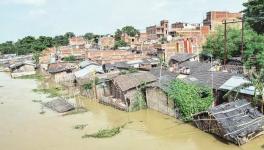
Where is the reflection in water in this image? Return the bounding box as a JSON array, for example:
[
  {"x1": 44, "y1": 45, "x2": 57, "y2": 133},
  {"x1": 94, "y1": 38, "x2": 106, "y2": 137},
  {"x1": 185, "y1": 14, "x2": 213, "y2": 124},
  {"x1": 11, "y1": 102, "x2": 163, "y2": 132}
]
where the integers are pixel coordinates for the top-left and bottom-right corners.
[{"x1": 0, "y1": 72, "x2": 263, "y2": 150}]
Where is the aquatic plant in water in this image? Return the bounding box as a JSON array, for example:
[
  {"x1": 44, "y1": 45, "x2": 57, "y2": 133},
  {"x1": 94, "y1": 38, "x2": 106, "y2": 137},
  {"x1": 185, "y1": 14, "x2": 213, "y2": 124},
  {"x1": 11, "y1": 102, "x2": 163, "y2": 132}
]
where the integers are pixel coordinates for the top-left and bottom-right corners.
[
  {"x1": 32, "y1": 87, "x2": 63, "y2": 98},
  {"x1": 82, "y1": 124, "x2": 126, "y2": 138},
  {"x1": 73, "y1": 124, "x2": 88, "y2": 130}
]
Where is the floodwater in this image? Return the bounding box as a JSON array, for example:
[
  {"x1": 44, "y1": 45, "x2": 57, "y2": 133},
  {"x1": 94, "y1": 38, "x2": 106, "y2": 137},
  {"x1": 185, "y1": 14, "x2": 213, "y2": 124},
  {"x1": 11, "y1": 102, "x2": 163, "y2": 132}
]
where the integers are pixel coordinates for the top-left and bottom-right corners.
[{"x1": 0, "y1": 72, "x2": 263, "y2": 150}]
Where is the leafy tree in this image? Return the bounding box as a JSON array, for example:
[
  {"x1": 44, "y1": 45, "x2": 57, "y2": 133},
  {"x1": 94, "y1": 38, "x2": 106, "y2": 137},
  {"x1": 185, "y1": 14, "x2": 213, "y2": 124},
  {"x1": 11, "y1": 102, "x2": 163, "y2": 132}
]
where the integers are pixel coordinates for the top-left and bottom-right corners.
[
  {"x1": 168, "y1": 79, "x2": 213, "y2": 122},
  {"x1": 0, "y1": 41, "x2": 16, "y2": 54},
  {"x1": 243, "y1": 0, "x2": 264, "y2": 34},
  {"x1": 202, "y1": 25, "x2": 264, "y2": 70},
  {"x1": 0, "y1": 33, "x2": 72, "y2": 56},
  {"x1": 64, "y1": 32, "x2": 75, "y2": 39},
  {"x1": 53, "y1": 35, "x2": 68, "y2": 46},
  {"x1": 202, "y1": 26, "x2": 241, "y2": 61},
  {"x1": 114, "y1": 29, "x2": 122, "y2": 41},
  {"x1": 121, "y1": 26, "x2": 139, "y2": 37},
  {"x1": 114, "y1": 40, "x2": 127, "y2": 49},
  {"x1": 84, "y1": 33, "x2": 94, "y2": 40}
]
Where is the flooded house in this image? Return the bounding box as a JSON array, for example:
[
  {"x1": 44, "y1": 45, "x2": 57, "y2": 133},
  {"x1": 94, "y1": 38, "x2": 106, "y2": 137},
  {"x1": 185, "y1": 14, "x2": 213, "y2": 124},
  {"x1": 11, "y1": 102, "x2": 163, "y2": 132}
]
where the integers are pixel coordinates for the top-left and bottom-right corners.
[
  {"x1": 218, "y1": 76, "x2": 258, "y2": 104},
  {"x1": 178, "y1": 71, "x2": 233, "y2": 105},
  {"x1": 9, "y1": 61, "x2": 36, "y2": 78},
  {"x1": 47, "y1": 63, "x2": 76, "y2": 85},
  {"x1": 74, "y1": 61, "x2": 104, "y2": 85},
  {"x1": 146, "y1": 68, "x2": 178, "y2": 117},
  {"x1": 100, "y1": 72, "x2": 157, "y2": 111},
  {"x1": 193, "y1": 99, "x2": 264, "y2": 145},
  {"x1": 74, "y1": 61, "x2": 105, "y2": 99}
]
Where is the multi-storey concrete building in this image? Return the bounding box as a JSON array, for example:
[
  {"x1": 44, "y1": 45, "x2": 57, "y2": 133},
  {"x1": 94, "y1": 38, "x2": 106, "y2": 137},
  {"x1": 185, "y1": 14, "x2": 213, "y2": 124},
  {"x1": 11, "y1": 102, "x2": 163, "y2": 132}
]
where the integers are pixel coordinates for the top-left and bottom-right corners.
[
  {"x1": 146, "y1": 20, "x2": 169, "y2": 40},
  {"x1": 203, "y1": 11, "x2": 242, "y2": 30}
]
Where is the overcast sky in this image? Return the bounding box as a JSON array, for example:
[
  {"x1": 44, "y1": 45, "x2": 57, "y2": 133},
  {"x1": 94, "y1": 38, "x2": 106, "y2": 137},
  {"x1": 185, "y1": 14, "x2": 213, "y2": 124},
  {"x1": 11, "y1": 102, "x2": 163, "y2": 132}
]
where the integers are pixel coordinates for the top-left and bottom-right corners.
[{"x1": 0, "y1": 0, "x2": 245, "y2": 42}]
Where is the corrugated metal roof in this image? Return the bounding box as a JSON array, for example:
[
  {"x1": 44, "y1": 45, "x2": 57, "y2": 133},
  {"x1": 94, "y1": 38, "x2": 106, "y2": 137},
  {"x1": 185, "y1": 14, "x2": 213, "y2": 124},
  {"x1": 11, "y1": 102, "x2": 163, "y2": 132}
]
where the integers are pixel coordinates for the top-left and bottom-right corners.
[
  {"x1": 219, "y1": 76, "x2": 256, "y2": 95},
  {"x1": 74, "y1": 65, "x2": 104, "y2": 79}
]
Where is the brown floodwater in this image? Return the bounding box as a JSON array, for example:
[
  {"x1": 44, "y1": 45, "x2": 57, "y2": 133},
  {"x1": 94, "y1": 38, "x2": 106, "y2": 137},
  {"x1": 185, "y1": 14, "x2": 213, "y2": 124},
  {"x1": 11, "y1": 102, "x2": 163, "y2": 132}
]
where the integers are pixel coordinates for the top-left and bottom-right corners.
[{"x1": 0, "y1": 72, "x2": 263, "y2": 150}]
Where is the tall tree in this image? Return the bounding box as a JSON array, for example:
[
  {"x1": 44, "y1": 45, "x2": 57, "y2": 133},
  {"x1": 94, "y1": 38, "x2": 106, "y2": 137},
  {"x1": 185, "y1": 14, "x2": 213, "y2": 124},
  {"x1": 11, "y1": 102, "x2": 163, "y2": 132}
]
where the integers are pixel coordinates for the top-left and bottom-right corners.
[
  {"x1": 84, "y1": 33, "x2": 94, "y2": 40},
  {"x1": 243, "y1": 0, "x2": 264, "y2": 34},
  {"x1": 202, "y1": 26, "x2": 241, "y2": 61},
  {"x1": 53, "y1": 35, "x2": 68, "y2": 46},
  {"x1": 64, "y1": 32, "x2": 75, "y2": 39},
  {"x1": 121, "y1": 26, "x2": 139, "y2": 37},
  {"x1": 114, "y1": 29, "x2": 122, "y2": 41}
]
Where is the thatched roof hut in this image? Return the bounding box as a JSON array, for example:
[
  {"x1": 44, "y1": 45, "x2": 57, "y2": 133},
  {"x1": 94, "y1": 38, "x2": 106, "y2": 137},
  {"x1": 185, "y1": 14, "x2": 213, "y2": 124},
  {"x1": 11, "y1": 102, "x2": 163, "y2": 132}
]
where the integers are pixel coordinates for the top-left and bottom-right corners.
[{"x1": 193, "y1": 99, "x2": 264, "y2": 145}]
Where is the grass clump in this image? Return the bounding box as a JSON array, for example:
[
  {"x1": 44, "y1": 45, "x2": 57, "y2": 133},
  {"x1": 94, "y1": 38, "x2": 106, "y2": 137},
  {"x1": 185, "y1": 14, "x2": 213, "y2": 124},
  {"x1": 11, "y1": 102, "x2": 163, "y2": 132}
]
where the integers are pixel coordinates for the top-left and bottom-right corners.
[
  {"x1": 74, "y1": 124, "x2": 88, "y2": 130},
  {"x1": 63, "y1": 107, "x2": 88, "y2": 116},
  {"x1": 32, "y1": 99, "x2": 42, "y2": 103},
  {"x1": 32, "y1": 87, "x2": 63, "y2": 98},
  {"x1": 17, "y1": 74, "x2": 44, "y2": 81},
  {"x1": 82, "y1": 124, "x2": 126, "y2": 138}
]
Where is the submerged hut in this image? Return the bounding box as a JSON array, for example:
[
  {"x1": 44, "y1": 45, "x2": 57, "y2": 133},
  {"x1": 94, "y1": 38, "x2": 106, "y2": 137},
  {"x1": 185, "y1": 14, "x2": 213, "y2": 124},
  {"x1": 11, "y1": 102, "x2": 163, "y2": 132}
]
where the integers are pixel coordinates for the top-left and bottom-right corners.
[
  {"x1": 101, "y1": 72, "x2": 157, "y2": 111},
  {"x1": 9, "y1": 61, "x2": 36, "y2": 78},
  {"x1": 146, "y1": 68, "x2": 178, "y2": 117},
  {"x1": 48, "y1": 63, "x2": 76, "y2": 85},
  {"x1": 193, "y1": 99, "x2": 264, "y2": 145}
]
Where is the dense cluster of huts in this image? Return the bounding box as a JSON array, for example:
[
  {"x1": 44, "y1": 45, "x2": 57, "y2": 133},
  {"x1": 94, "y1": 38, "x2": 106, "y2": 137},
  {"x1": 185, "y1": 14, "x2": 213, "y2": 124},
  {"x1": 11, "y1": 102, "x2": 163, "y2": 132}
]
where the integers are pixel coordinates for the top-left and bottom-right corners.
[{"x1": 0, "y1": 51, "x2": 263, "y2": 146}]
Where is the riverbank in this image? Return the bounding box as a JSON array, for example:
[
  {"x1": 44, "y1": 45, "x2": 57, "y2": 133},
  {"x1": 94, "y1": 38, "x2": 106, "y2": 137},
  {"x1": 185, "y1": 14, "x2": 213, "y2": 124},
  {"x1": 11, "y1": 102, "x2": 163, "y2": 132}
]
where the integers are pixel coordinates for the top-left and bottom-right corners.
[{"x1": 0, "y1": 72, "x2": 263, "y2": 150}]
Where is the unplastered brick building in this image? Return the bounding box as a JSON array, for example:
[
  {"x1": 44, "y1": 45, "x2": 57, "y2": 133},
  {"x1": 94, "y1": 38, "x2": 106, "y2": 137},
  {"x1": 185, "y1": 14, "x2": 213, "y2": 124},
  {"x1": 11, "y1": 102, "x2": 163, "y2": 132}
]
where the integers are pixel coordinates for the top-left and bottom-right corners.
[
  {"x1": 146, "y1": 20, "x2": 169, "y2": 40},
  {"x1": 203, "y1": 11, "x2": 242, "y2": 30},
  {"x1": 85, "y1": 50, "x2": 147, "y2": 64}
]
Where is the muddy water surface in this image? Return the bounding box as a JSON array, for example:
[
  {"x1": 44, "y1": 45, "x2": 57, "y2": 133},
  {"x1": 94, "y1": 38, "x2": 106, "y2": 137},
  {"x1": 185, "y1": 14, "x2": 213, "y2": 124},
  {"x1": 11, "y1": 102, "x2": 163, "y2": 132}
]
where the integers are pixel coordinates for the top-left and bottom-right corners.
[{"x1": 0, "y1": 72, "x2": 263, "y2": 150}]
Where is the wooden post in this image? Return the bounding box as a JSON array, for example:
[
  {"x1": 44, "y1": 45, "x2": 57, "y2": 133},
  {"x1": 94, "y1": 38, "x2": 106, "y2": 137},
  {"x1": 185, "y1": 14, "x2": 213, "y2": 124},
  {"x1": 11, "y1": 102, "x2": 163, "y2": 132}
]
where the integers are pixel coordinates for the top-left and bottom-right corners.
[{"x1": 224, "y1": 20, "x2": 227, "y2": 66}]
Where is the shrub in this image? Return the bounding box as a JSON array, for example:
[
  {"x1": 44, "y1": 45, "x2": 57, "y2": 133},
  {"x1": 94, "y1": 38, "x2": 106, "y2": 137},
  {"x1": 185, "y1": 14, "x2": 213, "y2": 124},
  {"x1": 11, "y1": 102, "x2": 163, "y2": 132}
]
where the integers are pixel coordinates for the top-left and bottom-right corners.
[{"x1": 167, "y1": 79, "x2": 213, "y2": 122}]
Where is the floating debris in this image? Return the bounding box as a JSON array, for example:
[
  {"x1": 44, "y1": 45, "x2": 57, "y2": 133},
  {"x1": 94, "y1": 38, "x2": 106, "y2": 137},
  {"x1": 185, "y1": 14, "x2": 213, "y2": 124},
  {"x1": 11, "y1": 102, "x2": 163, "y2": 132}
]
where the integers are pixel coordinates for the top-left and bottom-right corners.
[
  {"x1": 39, "y1": 111, "x2": 46, "y2": 115},
  {"x1": 1, "y1": 102, "x2": 4, "y2": 104},
  {"x1": 62, "y1": 107, "x2": 88, "y2": 116},
  {"x1": 43, "y1": 98, "x2": 74, "y2": 113},
  {"x1": 32, "y1": 99, "x2": 42, "y2": 103},
  {"x1": 74, "y1": 124, "x2": 88, "y2": 130}
]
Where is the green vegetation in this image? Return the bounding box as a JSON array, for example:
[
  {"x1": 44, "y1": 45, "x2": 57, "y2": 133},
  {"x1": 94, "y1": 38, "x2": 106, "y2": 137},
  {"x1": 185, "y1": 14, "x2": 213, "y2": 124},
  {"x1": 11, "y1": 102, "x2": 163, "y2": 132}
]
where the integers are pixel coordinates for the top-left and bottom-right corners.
[
  {"x1": 202, "y1": 25, "x2": 264, "y2": 70},
  {"x1": 32, "y1": 99, "x2": 42, "y2": 103},
  {"x1": 82, "y1": 124, "x2": 126, "y2": 138},
  {"x1": 168, "y1": 79, "x2": 213, "y2": 122},
  {"x1": 0, "y1": 32, "x2": 75, "y2": 55},
  {"x1": 130, "y1": 90, "x2": 147, "y2": 112},
  {"x1": 73, "y1": 124, "x2": 88, "y2": 130},
  {"x1": 17, "y1": 73, "x2": 44, "y2": 81},
  {"x1": 114, "y1": 40, "x2": 127, "y2": 49},
  {"x1": 224, "y1": 69, "x2": 264, "y2": 112},
  {"x1": 82, "y1": 77, "x2": 100, "y2": 91},
  {"x1": 63, "y1": 107, "x2": 88, "y2": 116},
  {"x1": 243, "y1": 0, "x2": 264, "y2": 34},
  {"x1": 84, "y1": 33, "x2": 100, "y2": 43},
  {"x1": 63, "y1": 55, "x2": 76, "y2": 62},
  {"x1": 121, "y1": 26, "x2": 140, "y2": 37},
  {"x1": 113, "y1": 26, "x2": 139, "y2": 49},
  {"x1": 130, "y1": 82, "x2": 147, "y2": 112},
  {"x1": 32, "y1": 87, "x2": 63, "y2": 98}
]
